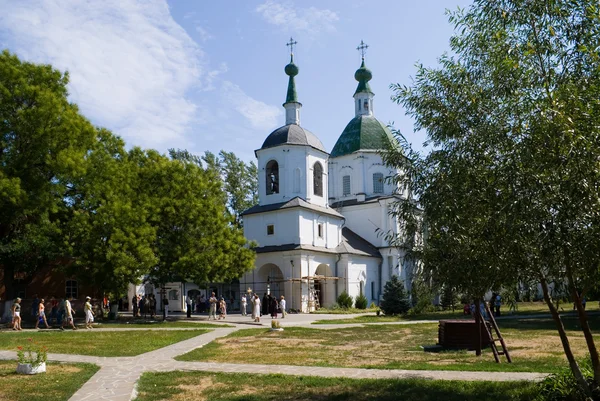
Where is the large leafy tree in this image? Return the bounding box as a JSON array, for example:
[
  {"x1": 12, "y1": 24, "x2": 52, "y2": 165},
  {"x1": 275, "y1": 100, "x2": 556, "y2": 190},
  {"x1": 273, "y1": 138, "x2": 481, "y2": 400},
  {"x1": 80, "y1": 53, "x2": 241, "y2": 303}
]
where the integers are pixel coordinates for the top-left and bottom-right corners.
[
  {"x1": 147, "y1": 149, "x2": 255, "y2": 288},
  {"x1": 0, "y1": 50, "x2": 96, "y2": 298},
  {"x1": 385, "y1": 1, "x2": 600, "y2": 396},
  {"x1": 64, "y1": 135, "x2": 158, "y2": 297}
]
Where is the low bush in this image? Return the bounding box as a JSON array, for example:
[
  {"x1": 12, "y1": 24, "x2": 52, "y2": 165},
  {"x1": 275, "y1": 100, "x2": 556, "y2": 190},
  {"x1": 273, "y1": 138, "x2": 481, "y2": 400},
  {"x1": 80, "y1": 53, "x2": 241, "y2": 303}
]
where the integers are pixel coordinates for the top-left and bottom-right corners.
[
  {"x1": 380, "y1": 276, "x2": 410, "y2": 316},
  {"x1": 337, "y1": 291, "x2": 354, "y2": 309},
  {"x1": 535, "y1": 359, "x2": 592, "y2": 401},
  {"x1": 355, "y1": 294, "x2": 368, "y2": 309}
]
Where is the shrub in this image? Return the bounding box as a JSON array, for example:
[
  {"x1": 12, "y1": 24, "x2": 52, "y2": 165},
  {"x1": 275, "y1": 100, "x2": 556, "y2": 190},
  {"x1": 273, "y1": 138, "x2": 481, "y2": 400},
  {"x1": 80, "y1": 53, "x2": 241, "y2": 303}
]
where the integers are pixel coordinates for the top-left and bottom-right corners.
[
  {"x1": 440, "y1": 286, "x2": 459, "y2": 311},
  {"x1": 369, "y1": 302, "x2": 377, "y2": 309},
  {"x1": 380, "y1": 276, "x2": 410, "y2": 316},
  {"x1": 536, "y1": 359, "x2": 592, "y2": 401},
  {"x1": 337, "y1": 291, "x2": 353, "y2": 309},
  {"x1": 355, "y1": 294, "x2": 368, "y2": 309}
]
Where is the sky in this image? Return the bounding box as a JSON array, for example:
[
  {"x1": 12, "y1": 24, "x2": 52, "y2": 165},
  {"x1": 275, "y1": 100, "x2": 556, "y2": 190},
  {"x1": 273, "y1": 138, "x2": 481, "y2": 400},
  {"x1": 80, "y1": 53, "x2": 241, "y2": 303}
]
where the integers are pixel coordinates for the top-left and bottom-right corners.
[{"x1": 0, "y1": 0, "x2": 473, "y2": 162}]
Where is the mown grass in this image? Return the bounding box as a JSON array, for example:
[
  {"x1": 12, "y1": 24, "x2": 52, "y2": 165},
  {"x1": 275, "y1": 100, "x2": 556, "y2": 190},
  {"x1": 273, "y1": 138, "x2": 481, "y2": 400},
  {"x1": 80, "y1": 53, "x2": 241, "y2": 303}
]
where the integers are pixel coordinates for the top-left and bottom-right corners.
[
  {"x1": 313, "y1": 302, "x2": 564, "y2": 324},
  {"x1": 176, "y1": 315, "x2": 600, "y2": 373},
  {"x1": 0, "y1": 329, "x2": 209, "y2": 357},
  {"x1": 91, "y1": 321, "x2": 231, "y2": 329},
  {"x1": 134, "y1": 371, "x2": 538, "y2": 401},
  {"x1": 0, "y1": 360, "x2": 99, "y2": 401}
]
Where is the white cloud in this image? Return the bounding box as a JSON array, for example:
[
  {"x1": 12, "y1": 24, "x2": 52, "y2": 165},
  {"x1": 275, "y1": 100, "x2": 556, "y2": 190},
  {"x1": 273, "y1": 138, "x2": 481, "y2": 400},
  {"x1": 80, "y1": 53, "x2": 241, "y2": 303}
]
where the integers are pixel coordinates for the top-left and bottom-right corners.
[
  {"x1": 0, "y1": 0, "x2": 204, "y2": 149},
  {"x1": 195, "y1": 26, "x2": 214, "y2": 42},
  {"x1": 255, "y1": 0, "x2": 339, "y2": 37},
  {"x1": 221, "y1": 81, "x2": 281, "y2": 131}
]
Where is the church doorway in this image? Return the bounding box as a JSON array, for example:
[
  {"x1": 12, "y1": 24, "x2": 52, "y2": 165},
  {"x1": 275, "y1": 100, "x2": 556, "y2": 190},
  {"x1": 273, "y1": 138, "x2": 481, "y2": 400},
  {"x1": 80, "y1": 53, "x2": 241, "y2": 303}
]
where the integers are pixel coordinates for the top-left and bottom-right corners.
[{"x1": 256, "y1": 263, "x2": 284, "y2": 299}]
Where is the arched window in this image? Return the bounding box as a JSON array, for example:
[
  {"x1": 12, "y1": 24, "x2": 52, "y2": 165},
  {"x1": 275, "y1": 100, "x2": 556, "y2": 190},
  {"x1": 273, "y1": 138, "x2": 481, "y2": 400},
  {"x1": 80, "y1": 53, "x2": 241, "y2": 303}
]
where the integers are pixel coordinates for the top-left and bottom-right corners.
[
  {"x1": 266, "y1": 160, "x2": 279, "y2": 195},
  {"x1": 342, "y1": 175, "x2": 351, "y2": 196},
  {"x1": 373, "y1": 172, "x2": 384, "y2": 194},
  {"x1": 293, "y1": 168, "x2": 301, "y2": 193},
  {"x1": 313, "y1": 162, "x2": 323, "y2": 197},
  {"x1": 65, "y1": 280, "x2": 78, "y2": 299}
]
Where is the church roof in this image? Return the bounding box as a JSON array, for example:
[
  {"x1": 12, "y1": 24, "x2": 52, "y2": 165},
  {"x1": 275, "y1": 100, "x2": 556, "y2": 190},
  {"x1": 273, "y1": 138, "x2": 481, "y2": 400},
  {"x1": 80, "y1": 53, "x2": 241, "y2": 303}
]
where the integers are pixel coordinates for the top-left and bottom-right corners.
[
  {"x1": 259, "y1": 124, "x2": 327, "y2": 153},
  {"x1": 336, "y1": 227, "x2": 382, "y2": 258},
  {"x1": 252, "y1": 227, "x2": 381, "y2": 259},
  {"x1": 241, "y1": 196, "x2": 343, "y2": 218},
  {"x1": 330, "y1": 115, "x2": 395, "y2": 158}
]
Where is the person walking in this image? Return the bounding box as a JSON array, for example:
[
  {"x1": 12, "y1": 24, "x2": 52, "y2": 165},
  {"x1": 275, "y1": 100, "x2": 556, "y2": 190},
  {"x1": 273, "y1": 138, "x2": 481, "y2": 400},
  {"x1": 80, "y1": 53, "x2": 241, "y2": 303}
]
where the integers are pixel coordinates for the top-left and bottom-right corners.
[
  {"x1": 31, "y1": 294, "x2": 39, "y2": 318},
  {"x1": 262, "y1": 293, "x2": 268, "y2": 316},
  {"x1": 494, "y1": 294, "x2": 502, "y2": 316},
  {"x1": 208, "y1": 292, "x2": 218, "y2": 320},
  {"x1": 11, "y1": 298, "x2": 22, "y2": 331},
  {"x1": 163, "y1": 296, "x2": 169, "y2": 318},
  {"x1": 252, "y1": 294, "x2": 261, "y2": 323},
  {"x1": 84, "y1": 296, "x2": 95, "y2": 329},
  {"x1": 149, "y1": 294, "x2": 156, "y2": 318},
  {"x1": 62, "y1": 297, "x2": 77, "y2": 330},
  {"x1": 132, "y1": 294, "x2": 138, "y2": 318},
  {"x1": 241, "y1": 295, "x2": 247, "y2": 316},
  {"x1": 186, "y1": 296, "x2": 192, "y2": 318},
  {"x1": 139, "y1": 296, "x2": 145, "y2": 318},
  {"x1": 270, "y1": 295, "x2": 278, "y2": 319},
  {"x1": 280, "y1": 296, "x2": 287, "y2": 318},
  {"x1": 218, "y1": 297, "x2": 227, "y2": 320},
  {"x1": 35, "y1": 298, "x2": 50, "y2": 329}
]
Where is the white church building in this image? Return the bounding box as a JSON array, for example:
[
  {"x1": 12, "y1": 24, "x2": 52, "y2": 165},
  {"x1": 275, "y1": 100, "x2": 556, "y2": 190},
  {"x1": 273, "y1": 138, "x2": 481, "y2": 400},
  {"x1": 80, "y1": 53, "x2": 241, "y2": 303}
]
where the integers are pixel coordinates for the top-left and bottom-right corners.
[{"x1": 239, "y1": 46, "x2": 413, "y2": 312}]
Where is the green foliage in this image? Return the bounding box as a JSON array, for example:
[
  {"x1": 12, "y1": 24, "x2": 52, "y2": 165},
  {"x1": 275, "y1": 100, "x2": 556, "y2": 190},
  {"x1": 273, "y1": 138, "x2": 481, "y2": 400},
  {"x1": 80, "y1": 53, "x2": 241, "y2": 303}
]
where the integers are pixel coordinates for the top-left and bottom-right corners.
[
  {"x1": 410, "y1": 278, "x2": 436, "y2": 314},
  {"x1": 0, "y1": 50, "x2": 97, "y2": 297},
  {"x1": 440, "y1": 286, "x2": 459, "y2": 311},
  {"x1": 380, "y1": 276, "x2": 411, "y2": 316},
  {"x1": 536, "y1": 359, "x2": 592, "y2": 401},
  {"x1": 0, "y1": 51, "x2": 255, "y2": 299},
  {"x1": 384, "y1": 1, "x2": 600, "y2": 395},
  {"x1": 337, "y1": 291, "x2": 354, "y2": 309},
  {"x1": 354, "y1": 294, "x2": 368, "y2": 309}
]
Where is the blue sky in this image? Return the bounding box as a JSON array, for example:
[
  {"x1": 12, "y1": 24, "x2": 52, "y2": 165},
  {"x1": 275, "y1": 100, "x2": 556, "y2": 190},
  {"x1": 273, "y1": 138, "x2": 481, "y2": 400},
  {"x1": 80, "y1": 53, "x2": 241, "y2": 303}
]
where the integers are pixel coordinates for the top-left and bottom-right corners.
[{"x1": 0, "y1": 0, "x2": 473, "y2": 162}]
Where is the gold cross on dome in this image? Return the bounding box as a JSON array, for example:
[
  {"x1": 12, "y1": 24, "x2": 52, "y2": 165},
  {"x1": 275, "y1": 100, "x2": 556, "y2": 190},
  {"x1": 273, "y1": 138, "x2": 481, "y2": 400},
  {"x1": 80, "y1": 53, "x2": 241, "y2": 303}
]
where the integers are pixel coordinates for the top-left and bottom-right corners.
[
  {"x1": 286, "y1": 37, "x2": 297, "y2": 54},
  {"x1": 357, "y1": 40, "x2": 369, "y2": 59}
]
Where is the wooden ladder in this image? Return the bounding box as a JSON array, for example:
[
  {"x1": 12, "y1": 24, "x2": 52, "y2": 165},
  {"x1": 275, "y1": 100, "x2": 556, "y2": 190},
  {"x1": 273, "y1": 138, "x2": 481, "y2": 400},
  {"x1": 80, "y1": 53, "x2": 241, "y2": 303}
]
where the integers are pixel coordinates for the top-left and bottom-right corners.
[
  {"x1": 313, "y1": 289, "x2": 321, "y2": 309},
  {"x1": 481, "y1": 303, "x2": 512, "y2": 363}
]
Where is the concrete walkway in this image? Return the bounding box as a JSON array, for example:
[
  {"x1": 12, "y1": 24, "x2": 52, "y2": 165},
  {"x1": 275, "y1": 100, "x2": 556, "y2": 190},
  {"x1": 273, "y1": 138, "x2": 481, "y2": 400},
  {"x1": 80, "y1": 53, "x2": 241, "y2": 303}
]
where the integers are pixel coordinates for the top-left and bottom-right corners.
[{"x1": 0, "y1": 312, "x2": 557, "y2": 400}]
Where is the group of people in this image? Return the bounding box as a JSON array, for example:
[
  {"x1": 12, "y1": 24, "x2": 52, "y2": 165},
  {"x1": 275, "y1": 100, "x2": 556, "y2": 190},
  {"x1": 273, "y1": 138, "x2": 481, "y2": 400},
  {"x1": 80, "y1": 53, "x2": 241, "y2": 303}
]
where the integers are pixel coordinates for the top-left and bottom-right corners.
[
  {"x1": 10, "y1": 295, "x2": 95, "y2": 330},
  {"x1": 462, "y1": 294, "x2": 502, "y2": 318},
  {"x1": 240, "y1": 293, "x2": 286, "y2": 323},
  {"x1": 132, "y1": 294, "x2": 157, "y2": 319}
]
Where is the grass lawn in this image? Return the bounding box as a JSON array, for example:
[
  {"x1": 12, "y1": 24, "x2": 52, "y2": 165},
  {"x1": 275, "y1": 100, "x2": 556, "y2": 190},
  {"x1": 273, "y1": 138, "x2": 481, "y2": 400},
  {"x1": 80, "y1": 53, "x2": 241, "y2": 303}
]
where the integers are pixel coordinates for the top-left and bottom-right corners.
[
  {"x1": 0, "y1": 360, "x2": 99, "y2": 401},
  {"x1": 313, "y1": 302, "x2": 561, "y2": 324},
  {"x1": 310, "y1": 307, "x2": 379, "y2": 315},
  {"x1": 0, "y1": 329, "x2": 209, "y2": 357},
  {"x1": 134, "y1": 371, "x2": 538, "y2": 401},
  {"x1": 91, "y1": 321, "x2": 231, "y2": 329},
  {"x1": 176, "y1": 316, "x2": 600, "y2": 373}
]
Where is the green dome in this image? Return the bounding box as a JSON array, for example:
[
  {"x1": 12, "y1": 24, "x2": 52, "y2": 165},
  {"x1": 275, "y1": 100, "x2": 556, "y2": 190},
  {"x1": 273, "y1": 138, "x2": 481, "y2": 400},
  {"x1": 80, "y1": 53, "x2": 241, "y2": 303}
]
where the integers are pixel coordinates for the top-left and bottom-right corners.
[
  {"x1": 330, "y1": 115, "x2": 396, "y2": 158},
  {"x1": 285, "y1": 60, "x2": 299, "y2": 77},
  {"x1": 354, "y1": 59, "x2": 373, "y2": 95}
]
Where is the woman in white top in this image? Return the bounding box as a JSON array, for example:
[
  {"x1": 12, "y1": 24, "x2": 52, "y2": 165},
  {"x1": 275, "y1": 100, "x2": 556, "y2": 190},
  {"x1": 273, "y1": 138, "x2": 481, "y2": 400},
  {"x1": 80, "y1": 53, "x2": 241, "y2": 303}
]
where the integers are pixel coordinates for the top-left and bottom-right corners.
[
  {"x1": 252, "y1": 294, "x2": 261, "y2": 322},
  {"x1": 84, "y1": 296, "x2": 95, "y2": 329},
  {"x1": 11, "y1": 298, "x2": 22, "y2": 331},
  {"x1": 241, "y1": 295, "x2": 247, "y2": 316}
]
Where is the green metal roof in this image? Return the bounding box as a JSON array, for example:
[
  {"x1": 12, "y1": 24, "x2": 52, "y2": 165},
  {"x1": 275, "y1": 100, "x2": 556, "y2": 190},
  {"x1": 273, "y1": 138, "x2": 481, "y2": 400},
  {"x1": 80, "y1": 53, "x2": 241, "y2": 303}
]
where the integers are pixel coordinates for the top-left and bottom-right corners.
[
  {"x1": 284, "y1": 55, "x2": 299, "y2": 104},
  {"x1": 354, "y1": 59, "x2": 374, "y2": 95},
  {"x1": 330, "y1": 115, "x2": 396, "y2": 157}
]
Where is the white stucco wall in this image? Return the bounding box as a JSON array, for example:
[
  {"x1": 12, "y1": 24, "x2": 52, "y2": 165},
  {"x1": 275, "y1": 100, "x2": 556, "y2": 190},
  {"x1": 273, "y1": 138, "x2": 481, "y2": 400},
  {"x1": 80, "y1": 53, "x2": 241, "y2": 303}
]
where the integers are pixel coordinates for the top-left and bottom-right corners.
[{"x1": 256, "y1": 145, "x2": 329, "y2": 207}]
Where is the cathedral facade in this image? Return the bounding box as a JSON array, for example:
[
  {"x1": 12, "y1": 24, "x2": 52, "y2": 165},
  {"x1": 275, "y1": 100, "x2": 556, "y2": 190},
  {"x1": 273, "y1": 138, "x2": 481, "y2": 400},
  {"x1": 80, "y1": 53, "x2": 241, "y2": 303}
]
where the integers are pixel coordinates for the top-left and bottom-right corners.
[{"x1": 239, "y1": 47, "x2": 413, "y2": 312}]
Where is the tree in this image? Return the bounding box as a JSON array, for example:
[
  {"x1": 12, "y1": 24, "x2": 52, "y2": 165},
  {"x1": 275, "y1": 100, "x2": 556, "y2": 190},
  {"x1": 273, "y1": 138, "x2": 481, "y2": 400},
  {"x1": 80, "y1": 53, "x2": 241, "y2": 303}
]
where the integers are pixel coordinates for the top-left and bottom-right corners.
[
  {"x1": 0, "y1": 50, "x2": 96, "y2": 299},
  {"x1": 380, "y1": 276, "x2": 410, "y2": 316},
  {"x1": 64, "y1": 138, "x2": 159, "y2": 297},
  {"x1": 385, "y1": 1, "x2": 600, "y2": 396},
  {"x1": 147, "y1": 150, "x2": 255, "y2": 289}
]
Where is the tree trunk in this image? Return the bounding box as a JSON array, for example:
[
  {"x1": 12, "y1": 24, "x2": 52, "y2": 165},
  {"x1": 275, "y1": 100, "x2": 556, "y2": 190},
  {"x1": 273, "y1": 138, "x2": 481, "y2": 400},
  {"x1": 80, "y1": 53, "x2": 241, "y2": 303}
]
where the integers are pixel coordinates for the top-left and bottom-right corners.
[
  {"x1": 540, "y1": 275, "x2": 592, "y2": 398},
  {"x1": 566, "y1": 266, "x2": 600, "y2": 393}
]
